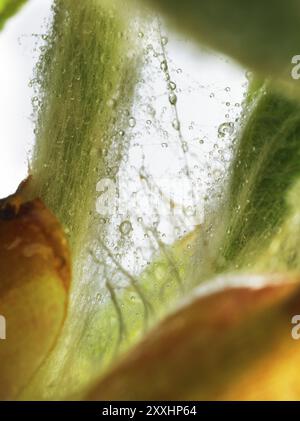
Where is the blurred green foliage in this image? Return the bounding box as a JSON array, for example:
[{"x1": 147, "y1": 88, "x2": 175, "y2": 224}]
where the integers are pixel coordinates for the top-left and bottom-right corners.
[
  {"x1": 145, "y1": 0, "x2": 300, "y2": 97},
  {"x1": 0, "y1": 0, "x2": 27, "y2": 30},
  {"x1": 218, "y1": 86, "x2": 300, "y2": 271}
]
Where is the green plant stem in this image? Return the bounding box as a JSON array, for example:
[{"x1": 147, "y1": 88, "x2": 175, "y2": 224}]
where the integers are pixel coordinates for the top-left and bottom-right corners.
[{"x1": 23, "y1": 0, "x2": 141, "y2": 399}]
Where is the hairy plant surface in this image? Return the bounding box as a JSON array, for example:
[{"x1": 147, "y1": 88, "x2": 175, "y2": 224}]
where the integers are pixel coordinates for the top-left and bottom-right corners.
[
  {"x1": 2, "y1": 0, "x2": 300, "y2": 401},
  {"x1": 193, "y1": 86, "x2": 300, "y2": 280}
]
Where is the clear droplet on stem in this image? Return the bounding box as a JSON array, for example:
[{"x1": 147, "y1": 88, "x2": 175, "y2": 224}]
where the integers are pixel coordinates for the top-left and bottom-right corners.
[{"x1": 119, "y1": 220, "x2": 132, "y2": 235}]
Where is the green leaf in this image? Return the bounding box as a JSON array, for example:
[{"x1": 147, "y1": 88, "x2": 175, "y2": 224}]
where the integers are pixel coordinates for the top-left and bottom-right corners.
[
  {"x1": 188, "y1": 83, "x2": 300, "y2": 285},
  {"x1": 221, "y1": 85, "x2": 300, "y2": 268}
]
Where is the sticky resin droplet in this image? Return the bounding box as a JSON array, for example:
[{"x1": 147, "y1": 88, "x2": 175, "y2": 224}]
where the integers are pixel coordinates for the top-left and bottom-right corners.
[
  {"x1": 182, "y1": 142, "x2": 188, "y2": 153},
  {"x1": 168, "y1": 81, "x2": 176, "y2": 91},
  {"x1": 218, "y1": 122, "x2": 234, "y2": 138},
  {"x1": 160, "y1": 60, "x2": 168, "y2": 72},
  {"x1": 128, "y1": 117, "x2": 136, "y2": 128},
  {"x1": 161, "y1": 36, "x2": 168, "y2": 46},
  {"x1": 184, "y1": 205, "x2": 195, "y2": 217},
  {"x1": 168, "y1": 92, "x2": 177, "y2": 105},
  {"x1": 172, "y1": 118, "x2": 180, "y2": 131},
  {"x1": 119, "y1": 220, "x2": 132, "y2": 235}
]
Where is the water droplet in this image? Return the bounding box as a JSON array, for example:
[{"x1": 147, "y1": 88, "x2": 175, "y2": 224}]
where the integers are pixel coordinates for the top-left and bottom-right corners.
[
  {"x1": 138, "y1": 31, "x2": 144, "y2": 38},
  {"x1": 147, "y1": 104, "x2": 156, "y2": 116},
  {"x1": 160, "y1": 60, "x2": 168, "y2": 72},
  {"x1": 184, "y1": 205, "x2": 195, "y2": 217},
  {"x1": 182, "y1": 142, "x2": 188, "y2": 152},
  {"x1": 172, "y1": 118, "x2": 180, "y2": 130},
  {"x1": 169, "y1": 92, "x2": 177, "y2": 105},
  {"x1": 225, "y1": 86, "x2": 231, "y2": 92},
  {"x1": 218, "y1": 122, "x2": 234, "y2": 138},
  {"x1": 128, "y1": 117, "x2": 136, "y2": 128},
  {"x1": 119, "y1": 129, "x2": 125, "y2": 137},
  {"x1": 168, "y1": 81, "x2": 176, "y2": 91},
  {"x1": 161, "y1": 36, "x2": 168, "y2": 46},
  {"x1": 119, "y1": 220, "x2": 132, "y2": 235},
  {"x1": 161, "y1": 142, "x2": 168, "y2": 148},
  {"x1": 213, "y1": 169, "x2": 222, "y2": 179}
]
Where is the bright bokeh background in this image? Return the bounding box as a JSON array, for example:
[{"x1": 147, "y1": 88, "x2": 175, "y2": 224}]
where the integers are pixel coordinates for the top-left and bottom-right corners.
[{"x1": 0, "y1": 0, "x2": 52, "y2": 197}]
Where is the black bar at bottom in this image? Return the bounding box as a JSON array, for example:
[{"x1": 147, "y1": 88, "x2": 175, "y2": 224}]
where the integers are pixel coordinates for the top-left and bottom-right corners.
[{"x1": 0, "y1": 402, "x2": 300, "y2": 418}]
